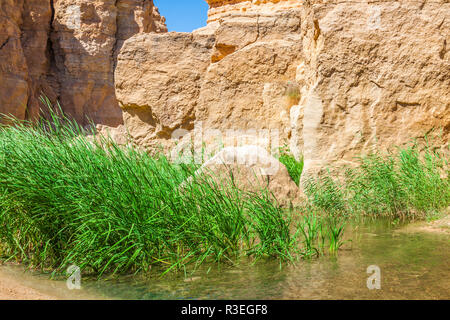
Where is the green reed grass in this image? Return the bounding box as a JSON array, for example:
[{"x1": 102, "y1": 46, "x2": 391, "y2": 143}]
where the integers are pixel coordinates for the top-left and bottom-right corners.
[
  {"x1": 297, "y1": 213, "x2": 322, "y2": 257},
  {"x1": 0, "y1": 104, "x2": 299, "y2": 277},
  {"x1": 297, "y1": 212, "x2": 348, "y2": 257},
  {"x1": 304, "y1": 143, "x2": 449, "y2": 219},
  {"x1": 326, "y1": 217, "x2": 347, "y2": 254},
  {"x1": 1, "y1": 100, "x2": 445, "y2": 278},
  {"x1": 278, "y1": 145, "x2": 304, "y2": 186}
]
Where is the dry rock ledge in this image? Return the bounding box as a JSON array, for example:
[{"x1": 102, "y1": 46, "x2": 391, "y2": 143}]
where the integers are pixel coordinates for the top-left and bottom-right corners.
[{"x1": 1, "y1": 0, "x2": 449, "y2": 188}]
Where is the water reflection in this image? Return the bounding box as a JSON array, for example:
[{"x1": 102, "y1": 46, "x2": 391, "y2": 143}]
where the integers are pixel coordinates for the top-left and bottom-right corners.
[{"x1": 82, "y1": 219, "x2": 449, "y2": 300}]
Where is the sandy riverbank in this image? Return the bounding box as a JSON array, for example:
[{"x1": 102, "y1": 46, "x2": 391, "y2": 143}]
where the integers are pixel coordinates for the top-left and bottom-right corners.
[
  {"x1": 0, "y1": 265, "x2": 106, "y2": 300},
  {"x1": 396, "y1": 213, "x2": 450, "y2": 235},
  {"x1": 0, "y1": 269, "x2": 56, "y2": 300}
]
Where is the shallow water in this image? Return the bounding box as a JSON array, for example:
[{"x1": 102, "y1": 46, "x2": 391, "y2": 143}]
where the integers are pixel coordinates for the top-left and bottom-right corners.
[{"x1": 2, "y1": 219, "x2": 449, "y2": 299}]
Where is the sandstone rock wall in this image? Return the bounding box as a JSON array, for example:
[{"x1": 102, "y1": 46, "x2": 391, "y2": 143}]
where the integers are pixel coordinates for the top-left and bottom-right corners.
[
  {"x1": 0, "y1": 0, "x2": 50, "y2": 121},
  {"x1": 115, "y1": 0, "x2": 449, "y2": 184},
  {"x1": 115, "y1": 32, "x2": 215, "y2": 147},
  {"x1": 115, "y1": 2, "x2": 303, "y2": 151},
  {"x1": 21, "y1": 0, "x2": 55, "y2": 120},
  {"x1": 114, "y1": 0, "x2": 449, "y2": 180},
  {"x1": 1, "y1": 0, "x2": 449, "y2": 187},
  {"x1": 298, "y1": 0, "x2": 450, "y2": 179},
  {"x1": 0, "y1": 0, "x2": 167, "y2": 125},
  {"x1": 206, "y1": 0, "x2": 302, "y2": 22}
]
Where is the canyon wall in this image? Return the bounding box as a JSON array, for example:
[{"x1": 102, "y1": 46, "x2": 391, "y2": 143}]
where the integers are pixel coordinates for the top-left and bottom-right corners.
[
  {"x1": 115, "y1": 0, "x2": 304, "y2": 151},
  {"x1": 0, "y1": 0, "x2": 167, "y2": 125},
  {"x1": 0, "y1": 0, "x2": 51, "y2": 121},
  {"x1": 115, "y1": 0, "x2": 449, "y2": 177},
  {"x1": 1, "y1": 0, "x2": 449, "y2": 185},
  {"x1": 299, "y1": 0, "x2": 450, "y2": 178}
]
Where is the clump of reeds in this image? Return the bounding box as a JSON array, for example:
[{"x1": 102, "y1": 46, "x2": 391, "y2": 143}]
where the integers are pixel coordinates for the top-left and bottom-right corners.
[
  {"x1": 303, "y1": 143, "x2": 449, "y2": 219},
  {"x1": 0, "y1": 102, "x2": 299, "y2": 277},
  {"x1": 278, "y1": 145, "x2": 304, "y2": 186}
]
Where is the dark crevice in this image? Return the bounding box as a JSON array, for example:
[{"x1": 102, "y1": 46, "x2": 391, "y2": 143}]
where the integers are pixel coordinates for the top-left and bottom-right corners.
[
  {"x1": 112, "y1": 0, "x2": 120, "y2": 71},
  {"x1": 313, "y1": 19, "x2": 321, "y2": 42},
  {"x1": 20, "y1": 0, "x2": 31, "y2": 120},
  {"x1": 47, "y1": 0, "x2": 56, "y2": 69},
  {"x1": 41, "y1": 0, "x2": 60, "y2": 115},
  {"x1": 0, "y1": 37, "x2": 10, "y2": 51},
  {"x1": 439, "y1": 39, "x2": 447, "y2": 60},
  {"x1": 50, "y1": 0, "x2": 55, "y2": 24}
]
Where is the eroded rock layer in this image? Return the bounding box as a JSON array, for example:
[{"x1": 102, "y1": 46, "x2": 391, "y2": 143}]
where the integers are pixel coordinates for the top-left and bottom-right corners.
[
  {"x1": 298, "y1": 0, "x2": 450, "y2": 179},
  {"x1": 0, "y1": 0, "x2": 167, "y2": 125},
  {"x1": 206, "y1": 0, "x2": 302, "y2": 22},
  {"x1": 1, "y1": 0, "x2": 449, "y2": 187},
  {"x1": 116, "y1": 0, "x2": 449, "y2": 173},
  {"x1": 115, "y1": 2, "x2": 303, "y2": 150}
]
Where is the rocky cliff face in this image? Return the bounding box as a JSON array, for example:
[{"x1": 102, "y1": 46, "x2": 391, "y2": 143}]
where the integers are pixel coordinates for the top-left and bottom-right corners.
[
  {"x1": 298, "y1": 0, "x2": 449, "y2": 178},
  {"x1": 0, "y1": 0, "x2": 167, "y2": 125},
  {"x1": 1, "y1": 0, "x2": 449, "y2": 185},
  {"x1": 206, "y1": 0, "x2": 302, "y2": 22},
  {"x1": 115, "y1": 0, "x2": 449, "y2": 177},
  {"x1": 0, "y1": 0, "x2": 51, "y2": 121},
  {"x1": 115, "y1": 0, "x2": 303, "y2": 151}
]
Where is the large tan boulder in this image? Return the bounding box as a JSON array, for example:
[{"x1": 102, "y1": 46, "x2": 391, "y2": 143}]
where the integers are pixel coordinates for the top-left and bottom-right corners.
[{"x1": 186, "y1": 146, "x2": 303, "y2": 207}]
